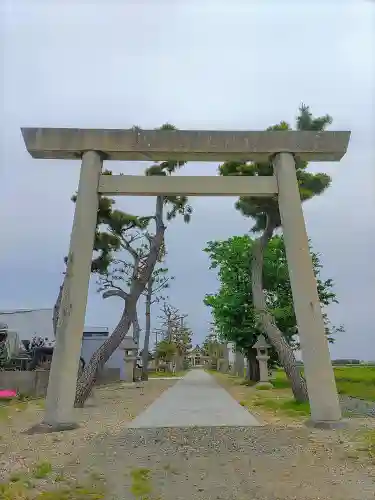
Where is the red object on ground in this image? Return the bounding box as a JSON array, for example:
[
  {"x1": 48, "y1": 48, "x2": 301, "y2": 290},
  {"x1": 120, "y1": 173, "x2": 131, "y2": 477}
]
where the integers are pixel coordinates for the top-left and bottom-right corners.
[{"x1": 0, "y1": 389, "x2": 17, "y2": 399}]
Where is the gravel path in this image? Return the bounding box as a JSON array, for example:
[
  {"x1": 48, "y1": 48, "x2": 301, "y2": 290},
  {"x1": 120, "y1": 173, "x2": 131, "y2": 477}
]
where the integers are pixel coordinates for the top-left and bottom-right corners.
[
  {"x1": 64, "y1": 426, "x2": 375, "y2": 499},
  {"x1": 129, "y1": 369, "x2": 261, "y2": 428}
]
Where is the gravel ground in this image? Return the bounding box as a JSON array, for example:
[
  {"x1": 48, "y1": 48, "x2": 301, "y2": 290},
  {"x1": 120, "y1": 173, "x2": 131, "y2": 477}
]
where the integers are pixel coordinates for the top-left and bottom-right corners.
[
  {"x1": 2, "y1": 374, "x2": 375, "y2": 499},
  {"x1": 0, "y1": 379, "x2": 177, "y2": 481},
  {"x1": 340, "y1": 395, "x2": 375, "y2": 418},
  {"x1": 60, "y1": 425, "x2": 375, "y2": 500}
]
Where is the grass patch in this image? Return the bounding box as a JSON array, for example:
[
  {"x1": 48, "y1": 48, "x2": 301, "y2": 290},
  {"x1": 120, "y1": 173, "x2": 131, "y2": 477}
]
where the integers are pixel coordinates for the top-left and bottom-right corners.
[
  {"x1": 32, "y1": 462, "x2": 52, "y2": 479},
  {"x1": 334, "y1": 366, "x2": 375, "y2": 401},
  {"x1": 0, "y1": 400, "x2": 28, "y2": 420},
  {"x1": 0, "y1": 465, "x2": 105, "y2": 500},
  {"x1": 130, "y1": 467, "x2": 152, "y2": 498},
  {"x1": 210, "y1": 371, "x2": 246, "y2": 386},
  {"x1": 272, "y1": 366, "x2": 375, "y2": 401},
  {"x1": 35, "y1": 485, "x2": 105, "y2": 499},
  {"x1": 253, "y1": 397, "x2": 310, "y2": 417},
  {"x1": 357, "y1": 429, "x2": 375, "y2": 461},
  {"x1": 271, "y1": 373, "x2": 292, "y2": 390},
  {"x1": 240, "y1": 379, "x2": 257, "y2": 387},
  {"x1": 0, "y1": 395, "x2": 45, "y2": 421},
  {"x1": 0, "y1": 480, "x2": 105, "y2": 499},
  {"x1": 0, "y1": 480, "x2": 31, "y2": 499},
  {"x1": 205, "y1": 369, "x2": 217, "y2": 375},
  {"x1": 255, "y1": 384, "x2": 272, "y2": 390}
]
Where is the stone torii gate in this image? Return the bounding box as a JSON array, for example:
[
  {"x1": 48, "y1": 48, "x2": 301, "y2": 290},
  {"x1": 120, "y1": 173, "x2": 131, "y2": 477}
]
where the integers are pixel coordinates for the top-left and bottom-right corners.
[{"x1": 21, "y1": 127, "x2": 350, "y2": 430}]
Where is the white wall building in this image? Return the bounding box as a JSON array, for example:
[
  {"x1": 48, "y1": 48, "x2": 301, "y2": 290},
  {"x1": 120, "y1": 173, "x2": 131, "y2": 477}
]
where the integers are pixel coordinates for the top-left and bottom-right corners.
[
  {"x1": 0, "y1": 308, "x2": 55, "y2": 342},
  {"x1": 0, "y1": 308, "x2": 126, "y2": 377}
]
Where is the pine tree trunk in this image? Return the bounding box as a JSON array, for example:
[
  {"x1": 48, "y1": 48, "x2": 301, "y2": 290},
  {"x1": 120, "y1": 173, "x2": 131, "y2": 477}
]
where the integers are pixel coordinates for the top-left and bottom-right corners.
[
  {"x1": 74, "y1": 195, "x2": 166, "y2": 407},
  {"x1": 246, "y1": 348, "x2": 260, "y2": 382},
  {"x1": 251, "y1": 217, "x2": 308, "y2": 403},
  {"x1": 132, "y1": 311, "x2": 141, "y2": 382},
  {"x1": 132, "y1": 312, "x2": 141, "y2": 346},
  {"x1": 142, "y1": 279, "x2": 153, "y2": 381},
  {"x1": 74, "y1": 301, "x2": 135, "y2": 407}
]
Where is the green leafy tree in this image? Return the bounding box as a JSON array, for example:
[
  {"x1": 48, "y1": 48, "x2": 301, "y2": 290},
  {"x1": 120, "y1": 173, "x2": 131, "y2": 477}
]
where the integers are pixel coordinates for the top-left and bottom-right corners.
[
  {"x1": 204, "y1": 235, "x2": 342, "y2": 381},
  {"x1": 202, "y1": 329, "x2": 224, "y2": 369},
  {"x1": 219, "y1": 106, "x2": 335, "y2": 402},
  {"x1": 155, "y1": 339, "x2": 177, "y2": 362}
]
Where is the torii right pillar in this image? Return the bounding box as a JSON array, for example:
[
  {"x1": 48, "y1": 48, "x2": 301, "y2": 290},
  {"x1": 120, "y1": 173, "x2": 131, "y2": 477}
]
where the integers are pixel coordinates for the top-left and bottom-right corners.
[{"x1": 274, "y1": 152, "x2": 343, "y2": 428}]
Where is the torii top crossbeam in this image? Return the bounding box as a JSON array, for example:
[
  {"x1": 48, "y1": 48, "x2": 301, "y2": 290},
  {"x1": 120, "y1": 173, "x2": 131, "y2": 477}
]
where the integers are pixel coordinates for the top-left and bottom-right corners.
[{"x1": 21, "y1": 128, "x2": 350, "y2": 162}]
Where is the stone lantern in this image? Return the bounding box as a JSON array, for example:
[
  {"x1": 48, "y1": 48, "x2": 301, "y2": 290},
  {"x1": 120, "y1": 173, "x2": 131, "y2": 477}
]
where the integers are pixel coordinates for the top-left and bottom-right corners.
[
  {"x1": 252, "y1": 334, "x2": 273, "y2": 388},
  {"x1": 119, "y1": 336, "x2": 138, "y2": 382}
]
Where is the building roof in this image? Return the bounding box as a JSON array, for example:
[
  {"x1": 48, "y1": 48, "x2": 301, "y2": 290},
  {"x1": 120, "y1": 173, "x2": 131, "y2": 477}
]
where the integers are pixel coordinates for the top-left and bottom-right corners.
[{"x1": 0, "y1": 308, "x2": 52, "y2": 315}]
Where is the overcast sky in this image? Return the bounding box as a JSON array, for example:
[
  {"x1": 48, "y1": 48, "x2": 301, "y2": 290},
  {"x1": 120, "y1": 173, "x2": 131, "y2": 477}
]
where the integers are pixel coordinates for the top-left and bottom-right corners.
[{"x1": 1, "y1": 0, "x2": 374, "y2": 360}]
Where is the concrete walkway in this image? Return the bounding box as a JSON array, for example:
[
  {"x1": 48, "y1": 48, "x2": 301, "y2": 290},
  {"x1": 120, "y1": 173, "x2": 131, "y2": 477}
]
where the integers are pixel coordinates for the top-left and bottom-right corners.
[{"x1": 128, "y1": 369, "x2": 261, "y2": 428}]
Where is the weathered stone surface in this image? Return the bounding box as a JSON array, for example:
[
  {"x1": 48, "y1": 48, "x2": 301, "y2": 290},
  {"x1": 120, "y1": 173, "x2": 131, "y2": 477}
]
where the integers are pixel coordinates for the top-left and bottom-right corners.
[
  {"x1": 21, "y1": 128, "x2": 350, "y2": 162},
  {"x1": 98, "y1": 174, "x2": 278, "y2": 196}
]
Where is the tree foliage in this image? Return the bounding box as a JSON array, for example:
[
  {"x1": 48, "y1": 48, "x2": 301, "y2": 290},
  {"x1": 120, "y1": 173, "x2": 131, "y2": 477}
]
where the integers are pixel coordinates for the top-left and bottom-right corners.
[
  {"x1": 202, "y1": 330, "x2": 225, "y2": 369},
  {"x1": 204, "y1": 234, "x2": 343, "y2": 367},
  {"x1": 219, "y1": 105, "x2": 332, "y2": 233},
  {"x1": 155, "y1": 339, "x2": 177, "y2": 362}
]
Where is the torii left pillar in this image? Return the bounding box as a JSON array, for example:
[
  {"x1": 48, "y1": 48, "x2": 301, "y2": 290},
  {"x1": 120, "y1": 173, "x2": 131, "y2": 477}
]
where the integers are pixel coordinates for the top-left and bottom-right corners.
[{"x1": 42, "y1": 151, "x2": 103, "y2": 430}]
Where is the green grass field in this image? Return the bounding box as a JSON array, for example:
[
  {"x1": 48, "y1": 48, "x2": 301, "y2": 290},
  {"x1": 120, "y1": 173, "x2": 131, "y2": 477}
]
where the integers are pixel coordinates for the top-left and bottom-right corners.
[
  {"x1": 214, "y1": 365, "x2": 375, "y2": 421},
  {"x1": 273, "y1": 365, "x2": 375, "y2": 401}
]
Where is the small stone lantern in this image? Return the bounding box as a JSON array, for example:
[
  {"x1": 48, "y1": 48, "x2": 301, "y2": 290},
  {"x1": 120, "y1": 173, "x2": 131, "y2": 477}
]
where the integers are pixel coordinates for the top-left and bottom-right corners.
[
  {"x1": 119, "y1": 336, "x2": 138, "y2": 382},
  {"x1": 252, "y1": 334, "x2": 273, "y2": 388}
]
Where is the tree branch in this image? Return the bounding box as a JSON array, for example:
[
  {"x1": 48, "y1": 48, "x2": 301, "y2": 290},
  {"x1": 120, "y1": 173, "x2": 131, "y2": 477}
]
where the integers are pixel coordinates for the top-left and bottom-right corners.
[
  {"x1": 102, "y1": 289, "x2": 129, "y2": 300},
  {"x1": 119, "y1": 233, "x2": 140, "y2": 261}
]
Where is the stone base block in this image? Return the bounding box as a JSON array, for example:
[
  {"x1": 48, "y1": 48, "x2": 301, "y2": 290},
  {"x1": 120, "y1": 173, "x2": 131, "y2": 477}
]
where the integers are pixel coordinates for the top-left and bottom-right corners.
[
  {"x1": 25, "y1": 421, "x2": 79, "y2": 435},
  {"x1": 305, "y1": 419, "x2": 348, "y2": 430}
]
